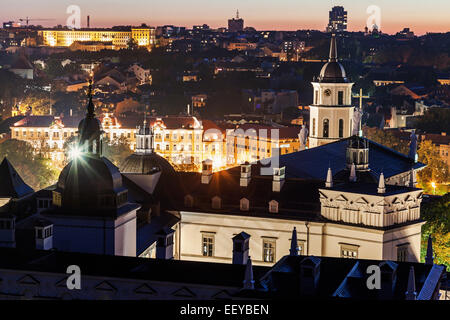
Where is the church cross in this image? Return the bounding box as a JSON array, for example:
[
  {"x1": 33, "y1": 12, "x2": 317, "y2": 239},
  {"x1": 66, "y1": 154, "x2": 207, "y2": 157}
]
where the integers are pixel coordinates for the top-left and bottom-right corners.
[{"x1": 352, "y1": 88, "x2": 370, "y2": 109}]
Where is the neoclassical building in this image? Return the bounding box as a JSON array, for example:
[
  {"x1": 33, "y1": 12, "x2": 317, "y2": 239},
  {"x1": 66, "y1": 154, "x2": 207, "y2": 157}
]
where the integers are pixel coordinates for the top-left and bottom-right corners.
[{"x1": 309, "y1": 34, "x2": 355, "y2": 148}]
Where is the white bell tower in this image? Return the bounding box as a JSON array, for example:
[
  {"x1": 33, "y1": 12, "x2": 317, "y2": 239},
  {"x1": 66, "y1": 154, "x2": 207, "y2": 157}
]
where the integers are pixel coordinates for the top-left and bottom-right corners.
[{"x1": 309, "y1": 34, "x2": 354, "y2": 148}]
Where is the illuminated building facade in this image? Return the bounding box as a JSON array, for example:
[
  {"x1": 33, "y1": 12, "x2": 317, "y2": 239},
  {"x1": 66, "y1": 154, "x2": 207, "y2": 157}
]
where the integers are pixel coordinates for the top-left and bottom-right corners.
[
  {"x1": 39, "y1": 27, "x2": 156, "y2": 50},
  {"x1": 10, "y1": 114, "x2": 226, "y2": 170},
  {"x1": 225, "y1": 124, "x2": 300, "y2": 165}
]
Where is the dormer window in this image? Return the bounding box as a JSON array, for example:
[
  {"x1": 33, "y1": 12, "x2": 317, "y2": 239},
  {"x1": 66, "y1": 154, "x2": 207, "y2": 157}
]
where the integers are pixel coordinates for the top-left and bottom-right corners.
[
  {"x1": 240, "y1": 198, "x2": 249, "y2": 211},
  {"x1": 211, "y1": 196, "x2": 221, "y2": 209},
  {"x1": 36, "y1": 225, "x2": 53, "y2": 240},
  {"x1": 184, "y1": 195, "x2": 194, "y2": 207},
  {"x1": 269, "y1": 200, "x2": 279, "y2": 213}
]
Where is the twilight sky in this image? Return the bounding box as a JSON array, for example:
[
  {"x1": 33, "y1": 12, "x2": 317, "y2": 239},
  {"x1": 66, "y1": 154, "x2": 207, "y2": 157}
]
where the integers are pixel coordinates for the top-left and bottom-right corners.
[{"x1": 1, "y1": 0, "x2": 449, "y2": 35}]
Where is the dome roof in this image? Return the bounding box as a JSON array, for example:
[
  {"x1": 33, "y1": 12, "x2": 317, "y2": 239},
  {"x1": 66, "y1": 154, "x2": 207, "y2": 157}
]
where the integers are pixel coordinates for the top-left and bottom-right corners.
[
  {"x1": 319, "y1": 61, "x2": 347, "y2": 83},
  {"x1": 78, "y1": 116, "x2": 102, "y2": 142},
  {"x1": 317, "y1": 34, "x2": 348, "y2": 83},
  {"x1": 55, "y1": 156, "x2": 128, "y2": 214},
  {"x1": 120, "y1": 153, "x2": 175, "y2": 175}
]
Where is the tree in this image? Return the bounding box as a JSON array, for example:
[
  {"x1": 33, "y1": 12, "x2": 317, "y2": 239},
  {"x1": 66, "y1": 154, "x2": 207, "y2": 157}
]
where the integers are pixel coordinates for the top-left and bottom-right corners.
[
  {"x1": 420, "y1": 193, "x2": 450, "y2": 269},
  {"x1": 127, "y1": 38, "x2": 138, "y2": 51},
  {"x1": 417, "y1": 140, "x2": 450, "y2": 190},
  {"x1": 0, "y1": 139, "x2": 59, "y2": 190},
  {"x1": 415, "y1": 108, "x2": 450, "y2": 134},
  {"x1": 102, "y1": 136, "x2": 133, "y2": 167},
  {"x1": 362, "y1": 126, "x2": 409, "y2": 155}
]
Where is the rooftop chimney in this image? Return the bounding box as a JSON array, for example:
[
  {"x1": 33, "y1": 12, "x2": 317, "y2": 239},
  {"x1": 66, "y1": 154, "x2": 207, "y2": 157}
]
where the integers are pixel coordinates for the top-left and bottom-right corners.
[
  {"x1": 201, "y1": 159, "x2": 213, "y2": 184},
  {"x1": 240, "y1": 162, "x2": 251, "y2": 187},
  {"x1": 272, "y1": 166, "x2": 285, "y2": 192},
  {"x1": 232, "y1": 232, "x2": 250, "y2": 265},
  {"x1": 155, "y1": 227, "x2": 175, "y2": 260},
  {"x1": 34, "y1": 219, "x2": 53, "y2": 250}
]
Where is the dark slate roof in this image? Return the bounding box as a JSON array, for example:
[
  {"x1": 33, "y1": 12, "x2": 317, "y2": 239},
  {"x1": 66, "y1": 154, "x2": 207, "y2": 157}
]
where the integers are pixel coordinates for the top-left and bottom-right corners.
[
  {"x1": 255, "y1": 255, "x2": 445, "y2": 300},
  {"x1": 0, "y1": 247, "x2": 269, "y2": 289},
  {"x1": 10, "y1": 55, "x2": 33, "y2": 70},
  {"x1": 254, "y1": 137, "x2": 425, "y2": 180},
  {"x1": 0, "y1": 158, "x2": 34, "y2": 198},
  {"x1": 328, "y1": 181, "x2": 421, "y2": 197},
  {"x1": 0, "y1": 116, "x2": 25, "y2": 134},
  {"x1": 178, "y1": 169, "x2": 322, "y2": 222},
  {"x1": 136, "y1": 211, "x2": 180, "y2": 255}
]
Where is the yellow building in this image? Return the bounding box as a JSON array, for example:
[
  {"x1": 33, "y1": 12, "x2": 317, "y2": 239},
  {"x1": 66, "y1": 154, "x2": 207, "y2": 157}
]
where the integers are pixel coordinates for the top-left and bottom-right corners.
[
  {"x1": 10, "y1": 114, "x2": 227, "y2": 171},
  {"x1": 226, "y1": 124, "x2": 300, "y2": 165},
  {"x1": 39, "y1": 27, "x2": 155, "y2": 50}
]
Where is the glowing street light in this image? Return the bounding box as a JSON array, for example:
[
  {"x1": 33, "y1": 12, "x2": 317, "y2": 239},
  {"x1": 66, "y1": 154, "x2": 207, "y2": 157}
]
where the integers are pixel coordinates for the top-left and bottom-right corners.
[
  {"x1": 431, "y1": 181, "x2": 436, "y2": 195},
  {"x1": 68, "y1": 146, "x2": 82, "y2": 160}
]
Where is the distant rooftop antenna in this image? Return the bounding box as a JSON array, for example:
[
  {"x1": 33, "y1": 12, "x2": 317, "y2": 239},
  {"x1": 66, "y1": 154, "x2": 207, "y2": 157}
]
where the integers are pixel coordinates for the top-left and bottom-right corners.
[{"x1": 87, "y1": 15, "x2": 90, "y2": 28}]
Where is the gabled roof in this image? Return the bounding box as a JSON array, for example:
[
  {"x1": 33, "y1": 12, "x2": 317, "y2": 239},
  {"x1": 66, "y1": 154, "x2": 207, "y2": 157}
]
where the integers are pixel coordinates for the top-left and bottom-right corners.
[{"x1": 0, "y1": 158, "x2": 34, "y2": 199}]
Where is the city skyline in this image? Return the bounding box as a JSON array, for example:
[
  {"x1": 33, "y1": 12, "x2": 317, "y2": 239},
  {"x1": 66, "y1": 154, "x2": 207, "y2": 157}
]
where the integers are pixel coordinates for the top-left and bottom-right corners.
[{"x1": 1, "y1": 0, "x2": 449, "y2": 35}]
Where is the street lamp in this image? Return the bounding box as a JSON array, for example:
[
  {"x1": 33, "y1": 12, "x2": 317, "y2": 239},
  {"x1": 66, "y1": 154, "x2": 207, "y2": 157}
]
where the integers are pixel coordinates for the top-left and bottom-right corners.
[{"x1": 431, "y1": 181, "x2": 436, "y2": 195}]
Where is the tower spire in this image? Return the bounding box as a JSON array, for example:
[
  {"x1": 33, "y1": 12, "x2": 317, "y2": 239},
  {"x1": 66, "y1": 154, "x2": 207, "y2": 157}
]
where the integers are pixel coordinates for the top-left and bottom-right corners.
[
  {"x1": 349, "y1": 163, "x2": 357, "y2": 182},
  {"x1": 425, "y1": 234, "x2": 434, "y2": 265},
  {"x1": 243, "y1": 257, "x2": 255, "y2": 290},
  {"x1": 329, "y1": 34, "x2": 338, "y2": 62},
  {"x1": 86, "y1": 79, "x2": 94, "y2": 117},
  {"x1": 236, "y1": 9, "x2": 239, "y2": 19},
  {"x1": 377, "y1": 172, "x2": 386, "y2": 194},
  {"x1": 290, "y1": 227, "x2": 299, "y2": 256},
  {"x1": 326, "y1": 166, "x2": 333, "y2": 188},
  {"x1": 405, "y1": 266, "x2": 417, "y2": 300}
]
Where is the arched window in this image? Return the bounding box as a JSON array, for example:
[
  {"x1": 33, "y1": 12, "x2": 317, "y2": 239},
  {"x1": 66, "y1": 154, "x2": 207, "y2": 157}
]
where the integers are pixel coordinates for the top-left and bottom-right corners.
[
  {"x1": 359, "y1": 151, "x2": 364, "y2": 164},
  {"x1": 339, "y1": 119, "x2": 344, "y2": 138},
  {"x1": 312, "y1": 118, "x2": 316, "y2": 136},
  {"x1": 323, "y1": 119, "x2": 329, "y2": 138}
]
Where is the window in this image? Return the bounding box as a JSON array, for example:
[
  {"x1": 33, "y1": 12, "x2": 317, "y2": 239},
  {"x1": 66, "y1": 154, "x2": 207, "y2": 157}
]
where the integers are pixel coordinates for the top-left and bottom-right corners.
[
  {"x1": 314, "y1": 90, "x2": 318, "y2": 104},
  {"x1": 339, "y1": 119, "x2": 344, "y2": 138},
  {"x1": 312, "y1": 118, "x2": 316, "y2": 136},
  {"x1": 323, "y1": 119, "x2": 329, "y2": 138},
  {"x1": 397, "y1": 245, "x2": 409, "y2": 262},
  {"x1": 338, "y1": 91, "x2": 344, "y2": 105},
  {"x1": 340, "y1": 244, "x2": 359, "y2": 259},
  {"x1": 240, "y1": 198, "x2": 249, "y2": 211},
  {"x1": 202, "y1": 234, "x2": 214, "y2": 257},
  {"x1": 269, "y1": 200, "x2": 278, "y2": 213},
  {"x1": 263, "y1": 239, "x2": 276, "y2": 263}
]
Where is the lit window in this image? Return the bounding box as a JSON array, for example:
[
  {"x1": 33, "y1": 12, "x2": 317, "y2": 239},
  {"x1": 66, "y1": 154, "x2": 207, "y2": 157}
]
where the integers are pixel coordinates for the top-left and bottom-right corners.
[
  {"x1": 323, "y1": 119, "x2": 329, "y2": 138},
  {"x1": 340, "y1": 244, "x2": 358, "y2": 259},
  {"x1": 263, "y1": 239, "x2": 276, "y2": 263},
  {"x1": 202, "y1": 234, "x2": 214, "y2": 257}
]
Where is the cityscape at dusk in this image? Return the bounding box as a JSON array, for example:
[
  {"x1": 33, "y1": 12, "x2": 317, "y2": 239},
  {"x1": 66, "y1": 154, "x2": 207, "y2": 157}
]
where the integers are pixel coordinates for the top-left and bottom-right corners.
[
  {"x1": 1, "y1": 0, "x2": 450, "y2": 34},
  {"x1": 0, "y1": 0, "x2": 448, "y2": 310}
]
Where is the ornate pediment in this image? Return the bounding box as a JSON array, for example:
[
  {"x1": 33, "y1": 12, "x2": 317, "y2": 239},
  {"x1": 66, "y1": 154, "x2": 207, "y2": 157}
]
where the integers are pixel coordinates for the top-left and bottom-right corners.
[
  {"x1": 334, "y1": 194, "x2": 348, "y2": 202},
  {"x1": 95, "y1": 281, "x2": 117, "y2": 292}
]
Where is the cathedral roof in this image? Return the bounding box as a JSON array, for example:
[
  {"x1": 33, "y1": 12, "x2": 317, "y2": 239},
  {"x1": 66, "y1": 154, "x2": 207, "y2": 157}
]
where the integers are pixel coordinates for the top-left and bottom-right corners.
[
  {"x1": 0, "y1": 158, "x2": 34, "y2": 199},
  {"x1": 317, "y1": 34, "x2": 348, "y2": 83},
  {"x1": 120, "y1": 153, "x2": 175, "y2": 176},
  {"x1": 51, "y1": 81, "x2": 134, "y2": 217},
  {"x1": 253, "y1": 137, "x2": 425, "y2": 181}
]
